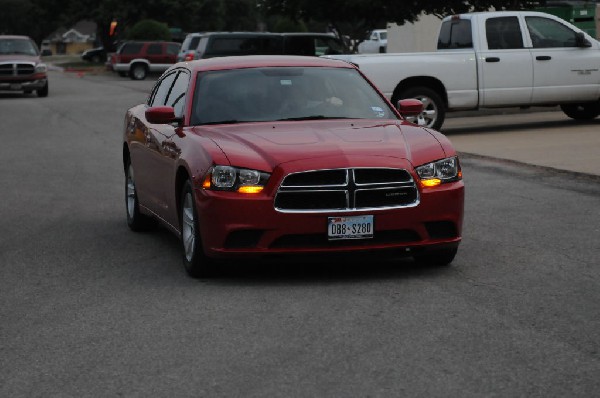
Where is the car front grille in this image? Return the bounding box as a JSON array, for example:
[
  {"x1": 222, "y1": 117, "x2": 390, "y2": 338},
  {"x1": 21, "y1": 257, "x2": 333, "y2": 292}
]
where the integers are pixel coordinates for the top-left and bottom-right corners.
[
  {"x1": 0, "y1": 63, "x2": 36, "y2": 77},
  {"x1": 275, "y1": 168, "x2": 418, "y2": 212}
]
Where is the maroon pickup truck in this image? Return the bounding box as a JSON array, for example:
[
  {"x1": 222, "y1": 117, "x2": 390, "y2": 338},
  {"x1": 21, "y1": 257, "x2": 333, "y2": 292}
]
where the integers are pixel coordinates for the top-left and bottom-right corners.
[{"x1": 0, "y1": 35, "x2": 48, "y2": 97}]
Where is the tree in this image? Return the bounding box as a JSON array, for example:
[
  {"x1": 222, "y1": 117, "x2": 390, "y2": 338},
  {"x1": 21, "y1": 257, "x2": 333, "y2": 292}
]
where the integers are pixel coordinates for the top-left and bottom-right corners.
[
  {"x1": 258, "y1": 0, "x2": 542, "y2": 42},
  {"x1": 126, "y1": 19, "x2": 171, "y2": 40}
]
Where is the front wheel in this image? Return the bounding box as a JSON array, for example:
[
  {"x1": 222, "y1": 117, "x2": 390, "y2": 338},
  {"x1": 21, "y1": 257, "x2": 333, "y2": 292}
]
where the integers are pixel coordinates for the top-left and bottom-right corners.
[
  {"x1": 396, "y1": 86, "x2": 445, "y2": 130},
  {"x1": 181, "y1": 180, "x2": 215, "y2": 278},
  {"x1": 413, "y1": 247, "x2": 457, "y2": 266},
  {"x1": 560, "y1": 102, "x2": 600, "y2": 120},
  {"x1": 37, "y1": 82, "x2": 48, "y2": 97}
]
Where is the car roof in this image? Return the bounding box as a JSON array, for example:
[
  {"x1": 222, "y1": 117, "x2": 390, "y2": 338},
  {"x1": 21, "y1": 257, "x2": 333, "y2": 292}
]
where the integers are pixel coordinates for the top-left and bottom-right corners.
[
  {"x1": 181, "y1": 55, "x2": 354, "y2": 72},
  {"x1": 0, "y1": 35, "x2": 34, "y2": 40}
]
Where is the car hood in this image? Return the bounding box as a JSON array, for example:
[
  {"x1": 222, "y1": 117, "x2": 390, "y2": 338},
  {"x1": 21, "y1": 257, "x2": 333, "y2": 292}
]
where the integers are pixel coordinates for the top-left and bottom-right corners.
[
  {"x1": 0, "y1": 54, "x2": 40, "y2": 63},
  {"x1": 192, "y1": 119, "x2": 447, "y2": 172}
]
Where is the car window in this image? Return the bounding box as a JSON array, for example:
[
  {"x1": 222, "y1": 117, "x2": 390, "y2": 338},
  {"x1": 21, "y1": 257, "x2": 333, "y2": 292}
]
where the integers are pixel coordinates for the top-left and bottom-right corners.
[
  {"x1": 486, "y1": 17, "x2": 524, "y2": 50},
  {"x1": 148, "y1": 72, "x2": 177, "y2": 107},
  {"x1": 0, "y1": 38, "x2": 38, "y2": 55},
  {"x1": 437, "y1": 19, "x2": 473, "y2": 49},
  {"x1": 206, "y1": 36, "x2": 281, "y2": 56},
  {"x1": 526, "y1": 16, "x2": 579, "y2": 48},
  {"x1": 283, "y1": 36, "x2": 315, "y2": 56},
  {"x1": 120, "y1": 43, "x2": 143, "y2": 55},
  {"x1": 314, "y1": 37, "x2": 345, "y2": 55},
  {"x1": 182, "y1": 35, "x2": 201, "y2": 51},
  {"x1": 168, "y1": 70, "x2": 190, "y2": 116},
  {"x1": 148, "y1": 69, "x2": 190, "y2": 117},
  {"x1": 167, "y1": 43, "x2": 180, "y2": 55},
  {"x1": 191, "y1": 67, "x2": 399, "y2": 125},
  {"x1": 146, "y1": 43, "x2": 162, "y2": 55}
]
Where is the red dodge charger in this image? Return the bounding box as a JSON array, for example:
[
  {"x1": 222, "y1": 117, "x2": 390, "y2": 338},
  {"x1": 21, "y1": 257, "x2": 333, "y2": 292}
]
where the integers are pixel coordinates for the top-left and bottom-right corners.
[{"x1": 123, "y1": 56, "x2": 464, "y2": 277}]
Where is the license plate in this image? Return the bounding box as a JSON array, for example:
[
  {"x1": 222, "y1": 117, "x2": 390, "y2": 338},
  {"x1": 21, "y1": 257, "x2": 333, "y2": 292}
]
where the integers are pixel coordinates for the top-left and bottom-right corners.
[
  {"x1": 328, "y1": 215, "x2": 374, "y2": 240},
  {"x1": 10, "y1": 83, "x2": 22, "y2": 90}
]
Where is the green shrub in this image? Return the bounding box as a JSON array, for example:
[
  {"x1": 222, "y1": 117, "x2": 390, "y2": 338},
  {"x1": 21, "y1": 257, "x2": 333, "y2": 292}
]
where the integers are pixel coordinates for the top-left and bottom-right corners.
[{"x1": 127, "y1": 19, "x2": 171, "y2": 41}]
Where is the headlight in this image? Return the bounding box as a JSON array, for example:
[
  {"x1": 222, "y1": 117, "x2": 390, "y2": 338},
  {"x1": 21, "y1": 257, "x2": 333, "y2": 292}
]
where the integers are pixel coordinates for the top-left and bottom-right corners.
[
  {"x1": 202, "y1": 166, "x2": 270, "y2": 194},
  {"x1": 35, "y1": 63, "x2": 47, "y2": 73},
  {"x1": 415, "y1": 157, "x2": 461, "y2": 188}
]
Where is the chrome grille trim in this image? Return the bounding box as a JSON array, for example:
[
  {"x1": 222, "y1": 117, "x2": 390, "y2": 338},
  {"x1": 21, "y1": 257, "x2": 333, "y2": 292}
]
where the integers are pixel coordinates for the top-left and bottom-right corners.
[
  {"x1": 0, "y1": 62, "x2": 36, "y2": 77},
  {"x1": 275, "y1": 167, "x2": 419, "y2": 213}
]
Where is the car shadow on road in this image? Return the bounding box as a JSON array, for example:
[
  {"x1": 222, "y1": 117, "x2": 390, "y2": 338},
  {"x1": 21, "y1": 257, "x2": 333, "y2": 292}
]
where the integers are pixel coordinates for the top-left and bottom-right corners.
[{"x1": 148, "y1": 227, "x2": 454, "y2": 286}]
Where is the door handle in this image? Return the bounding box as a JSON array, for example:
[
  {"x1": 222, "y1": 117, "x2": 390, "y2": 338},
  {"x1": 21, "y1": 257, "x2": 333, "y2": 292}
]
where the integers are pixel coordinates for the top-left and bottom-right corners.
[
  {"x1": 485, "y1": 57, "x2": 500, "y2": 63},
  {"x1": 536, "y1": 55, "x2": 552, "y2": 61}
]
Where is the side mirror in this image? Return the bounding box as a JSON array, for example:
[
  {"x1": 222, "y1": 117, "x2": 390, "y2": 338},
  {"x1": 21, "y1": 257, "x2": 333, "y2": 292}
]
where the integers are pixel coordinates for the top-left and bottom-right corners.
[
  {"x1": 397, "y1": 99, "x2": 423, "y2": 117},
  {"x1": 145, "y1": 106, "x2": 179, "y2": 124},
  {"x1": 575, "y1": 32, "x2": 592, "y2": 48}
]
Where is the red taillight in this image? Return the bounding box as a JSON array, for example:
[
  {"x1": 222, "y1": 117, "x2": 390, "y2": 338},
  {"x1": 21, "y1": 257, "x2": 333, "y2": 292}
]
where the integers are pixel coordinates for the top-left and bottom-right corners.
[{"x1": 184, "y1": 52, "x2": 195, "y2": 61}]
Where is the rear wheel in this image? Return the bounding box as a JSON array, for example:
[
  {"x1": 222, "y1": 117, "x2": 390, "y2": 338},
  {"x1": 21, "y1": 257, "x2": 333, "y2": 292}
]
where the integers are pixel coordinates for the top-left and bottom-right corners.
[
  {"x1": 181, "y1": 180, "x2": 215, "y2": 278},
  {"x1": 125, "y1": 161, "x2": 153, "y2": 231},
  {"x1": 130, "y1": 64, "x2": 148, "y2": 80},
  {"x1": 413, "y1": 247, "x2": 457, "y2": 266},
  {"x1": 396, "y1": 86, "x2": 445, "y2": 130},
  {"x1": 560, "y1": 102, "x2": 600, "y2": 120}
]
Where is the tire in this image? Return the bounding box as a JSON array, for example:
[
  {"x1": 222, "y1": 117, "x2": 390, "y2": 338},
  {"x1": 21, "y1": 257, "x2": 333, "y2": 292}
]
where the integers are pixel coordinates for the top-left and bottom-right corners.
[
  {"x1": 413, "y1": 247, "x2": 457, "y2": 266},
  {"x1": 560, "y1": 102, "x2": 600, "y2": 120},
  {"x1": 36, "y1": 82, "x2": 48, "y2": 98},
  {"x1": 180, "y1": 180, "x2": 215, "y2": 278},
  {"x1": 396, "y1": 86, "x2": 445, "y2": 130},
  {"x1": 125, "y1": 161, "x2": 153, "y2": 231},
  {"x1": 91, "y1": 54, "x2": 101, "y2": 63},
  {"x1": 130, "y1": 64, "x2": 147, "y2": 80}
]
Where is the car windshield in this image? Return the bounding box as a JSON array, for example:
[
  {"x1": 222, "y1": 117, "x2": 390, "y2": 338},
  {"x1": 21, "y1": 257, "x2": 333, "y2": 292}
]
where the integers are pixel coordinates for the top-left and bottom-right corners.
[
  {"x1": 191, "y1": 66, "x2": 397, "y2": 125},
  {"x1": 0, "y1": 38, "x2": 38, "y2": 55}
]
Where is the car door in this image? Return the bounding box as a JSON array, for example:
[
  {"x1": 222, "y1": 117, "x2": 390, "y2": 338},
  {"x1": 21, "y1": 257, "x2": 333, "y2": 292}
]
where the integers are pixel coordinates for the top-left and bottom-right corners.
[
  {"x1": 477, "y1": 15, "x2": 534, "y2": 107},
  {"x1": 133, "y1": 71, "x2": 179, "y2": 217},
  {"x1": 147, "y1": 69, "x2": 191, "y2": 224},
  {"x1": 525, "y1": 15, "x2": 600, "y2": 104},
  {"x1": 145, "y1": 42, "x2": 163, "y2": 71}
]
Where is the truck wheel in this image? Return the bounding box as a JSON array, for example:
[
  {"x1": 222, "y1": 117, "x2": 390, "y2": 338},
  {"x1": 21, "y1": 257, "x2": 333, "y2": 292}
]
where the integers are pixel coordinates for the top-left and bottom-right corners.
[
  {"x1": 397, "y1": 87, "x2": 445, "y2": 130},
  {"x1": 130, "y1": 64, "x2": 148, "y2": 80},
  {"x1": 560, "y1": 102, "x2": 600, "y2": 120},
  {"x1": 36, "y1": 82, "x2": 49, "y2": 97}
]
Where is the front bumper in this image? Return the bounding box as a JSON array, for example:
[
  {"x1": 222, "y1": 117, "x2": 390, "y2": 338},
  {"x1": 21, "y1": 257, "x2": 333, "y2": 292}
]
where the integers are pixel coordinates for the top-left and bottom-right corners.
[
  {"x1": 195, "y1": 180, "x2": 464, "y2": 258},
  {"x1": 0, "y1": 76, "x2": 47, "y2": 91}
]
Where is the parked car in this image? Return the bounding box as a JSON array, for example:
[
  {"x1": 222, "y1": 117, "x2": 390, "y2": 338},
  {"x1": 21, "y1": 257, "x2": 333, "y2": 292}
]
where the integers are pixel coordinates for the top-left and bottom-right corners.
[
  {"x1": 81, "y1": 46, "x2": 106, "y2": 63},
  {"x1": 0, "y1": 35, "x2": 48, "y2": 97},
  {"x1": 111, "y1": 41, "x2": 181, "y2": 80},
  {"x1": 357, "y1": 29, "x2": 388, "y2": 53},
  {"x1": 177, "y1": 32, "x2": 204, "y2": 62},
  {"x1": 123, "y1": 55, "x2": 464, "y2": 278},
  {"x1": 178, "y1": 32, "x2": 349, "y2": 61},
  {"x1": 328, "y1": 11, "x2": 600, "y2": 129}
]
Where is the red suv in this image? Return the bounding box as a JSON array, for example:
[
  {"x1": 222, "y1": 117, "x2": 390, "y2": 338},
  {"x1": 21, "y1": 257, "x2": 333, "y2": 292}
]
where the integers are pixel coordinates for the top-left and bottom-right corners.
[
  {"x1": 111, "y1": 41, "x2": 180, "y2": 80},
  {"x1": 0, "y1": 35, "x2": 48, "y2": 97}
]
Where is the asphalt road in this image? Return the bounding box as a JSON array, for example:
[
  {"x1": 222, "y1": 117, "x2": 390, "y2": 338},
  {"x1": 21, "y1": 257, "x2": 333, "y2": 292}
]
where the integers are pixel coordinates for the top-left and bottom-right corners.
[{"x1": 1, "y1": 71, "x2": 599, "y2": 397}]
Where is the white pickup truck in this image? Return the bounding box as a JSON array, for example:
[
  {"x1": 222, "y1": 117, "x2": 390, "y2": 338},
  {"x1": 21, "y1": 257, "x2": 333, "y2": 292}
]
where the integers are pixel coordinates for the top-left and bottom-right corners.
[{"x1": 328, "y1": 11, "x2": 600, "y2": 130}]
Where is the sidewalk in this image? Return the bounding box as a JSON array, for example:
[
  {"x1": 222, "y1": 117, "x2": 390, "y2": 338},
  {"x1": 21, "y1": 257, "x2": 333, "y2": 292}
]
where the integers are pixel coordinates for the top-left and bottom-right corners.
[{"x1": 442, "y1": 110, "x2": 600, "y2": 177}]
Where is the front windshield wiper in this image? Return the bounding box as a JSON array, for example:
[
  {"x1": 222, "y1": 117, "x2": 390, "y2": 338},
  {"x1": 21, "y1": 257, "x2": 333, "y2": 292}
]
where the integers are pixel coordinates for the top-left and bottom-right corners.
[
  {"x1": 276, "y1": 115, "x2": 351, "y2": 121},
  {"x1": 199, "y1": 120, "x2": 242, "y2": 125}
]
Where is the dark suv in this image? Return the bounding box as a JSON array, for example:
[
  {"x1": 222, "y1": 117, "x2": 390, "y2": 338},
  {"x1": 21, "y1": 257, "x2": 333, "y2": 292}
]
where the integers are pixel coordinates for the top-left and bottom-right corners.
[
  {"x1": 111, "y1": 41, "x2": 181, "y2": 80},
  {"x1": 178, "y1": 32, "x2": 349, "y2": 61},
  {"x1": 0, "y1": 35, "x2": 48, "y2": 97}
]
